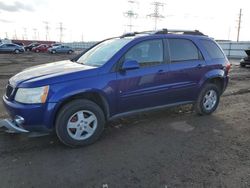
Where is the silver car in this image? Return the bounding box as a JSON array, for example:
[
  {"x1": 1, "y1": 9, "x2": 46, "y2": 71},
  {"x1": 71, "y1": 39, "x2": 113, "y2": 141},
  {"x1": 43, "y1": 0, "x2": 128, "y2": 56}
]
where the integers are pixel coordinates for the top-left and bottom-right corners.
[
  {"x1": 0, "y1": 43, "x2": 25, "y2": 54},
  {"x1": 48, "y1": 45, "x2": 74, "y2": 54}
]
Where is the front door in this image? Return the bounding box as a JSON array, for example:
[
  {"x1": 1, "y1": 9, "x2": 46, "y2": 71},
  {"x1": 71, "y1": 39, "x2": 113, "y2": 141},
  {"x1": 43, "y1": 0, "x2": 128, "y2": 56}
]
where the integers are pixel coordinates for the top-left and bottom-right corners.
[{"x1": 116, "y1": 39, "x2": 169, "y2": 114}]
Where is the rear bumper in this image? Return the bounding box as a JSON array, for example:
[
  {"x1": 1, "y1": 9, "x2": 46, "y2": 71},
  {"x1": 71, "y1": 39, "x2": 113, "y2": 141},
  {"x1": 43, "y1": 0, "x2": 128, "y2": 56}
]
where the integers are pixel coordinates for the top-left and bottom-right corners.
[
  {"x1": 222, "y1": 75, "x2": 229, "y2": 93},
  {"x1": 2, "y1": 96, "x2": 57, "y2": 132}
]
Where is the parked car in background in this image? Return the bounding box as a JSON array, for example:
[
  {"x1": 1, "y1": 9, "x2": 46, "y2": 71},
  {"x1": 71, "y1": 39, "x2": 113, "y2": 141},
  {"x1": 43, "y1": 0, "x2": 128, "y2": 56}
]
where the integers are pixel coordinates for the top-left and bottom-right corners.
[
  {"x1": 51, "y1": 43, "x2": 62, "y2": 47},
  {"x1": 24, "y1": 43, "x2": 40, "y2": 51},
  {"x1": 13, "y1": 42, "x2": 24, "y2": 46},
  {"x1": 31, "y1": 44, "x2": 51, "y2": 53},
  {"x1": 0, "y1": 43, "x2": 25, "y2": 54},
  {"x1": 0, "y1": 29, "x2": 230, "y2": 147},
  {"x1": 240, "y1": 50, "x2": 250, "y2": 67},
  {"x1": 48, "y1": 45, "x2": 74, "y2": 54}
]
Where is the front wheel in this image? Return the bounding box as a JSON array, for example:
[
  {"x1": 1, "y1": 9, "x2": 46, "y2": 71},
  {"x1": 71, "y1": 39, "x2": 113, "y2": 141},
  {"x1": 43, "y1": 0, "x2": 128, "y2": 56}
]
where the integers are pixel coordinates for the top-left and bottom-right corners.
[
  {"x1": 56, "y1": 99, "x2": 105, "y2": 147},
  {"x1": 195, "y1": 83, "x2": 220, "y2": 115}
]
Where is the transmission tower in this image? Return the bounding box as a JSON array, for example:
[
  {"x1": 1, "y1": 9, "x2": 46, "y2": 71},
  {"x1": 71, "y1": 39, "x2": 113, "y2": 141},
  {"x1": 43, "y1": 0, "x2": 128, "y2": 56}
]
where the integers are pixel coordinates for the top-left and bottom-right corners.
[
  {"x1": 236, "y1": 9, "x2": 242, "y2": 42},
  {"x1": 124, "y1": 0, "x2": 138, "y2": 32},
  {"x1": 43, "y1": 21, "x2": 50, "y2": 41},
  {"x1": 57, "y1": 22, "x2": 66, "y2": 42},
  {"x1": 147, "y1": 1, "x2": 165, "y2": 30}
]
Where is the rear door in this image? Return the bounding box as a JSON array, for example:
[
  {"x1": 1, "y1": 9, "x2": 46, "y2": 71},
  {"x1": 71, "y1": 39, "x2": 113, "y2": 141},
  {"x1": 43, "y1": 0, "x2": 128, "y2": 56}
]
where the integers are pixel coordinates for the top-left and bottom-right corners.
[
  {"x1": 116, "y1": 39, "x2": 170, "y2": 113},
  {"x1": 166, "y1": 38, "x2": 208, "y2": 102}
]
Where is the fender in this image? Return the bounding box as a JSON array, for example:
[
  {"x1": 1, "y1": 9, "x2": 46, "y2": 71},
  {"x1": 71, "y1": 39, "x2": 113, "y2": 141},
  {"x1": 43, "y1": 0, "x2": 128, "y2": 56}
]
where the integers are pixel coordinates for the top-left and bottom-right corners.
[
  {"x1": 46, "y1": 87, "x2": 111, "y2": 129},
  {"x1": 198, "y1": 68, "x2": 226, "y2": 89}
]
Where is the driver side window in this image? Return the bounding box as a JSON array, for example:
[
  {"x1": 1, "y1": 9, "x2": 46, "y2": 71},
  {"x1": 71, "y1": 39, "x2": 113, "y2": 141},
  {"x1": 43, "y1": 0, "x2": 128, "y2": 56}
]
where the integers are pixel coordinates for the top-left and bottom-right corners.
[{"x1": 124, "y1": 39, "x2": 163, "y2": 68}]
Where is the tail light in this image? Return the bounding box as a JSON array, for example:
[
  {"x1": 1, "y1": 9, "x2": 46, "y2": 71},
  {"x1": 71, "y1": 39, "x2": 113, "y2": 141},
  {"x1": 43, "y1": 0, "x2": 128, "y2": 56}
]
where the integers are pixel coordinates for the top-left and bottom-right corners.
[{"x1": 224, "y1": 62, "x2": 231, "y2": 73}]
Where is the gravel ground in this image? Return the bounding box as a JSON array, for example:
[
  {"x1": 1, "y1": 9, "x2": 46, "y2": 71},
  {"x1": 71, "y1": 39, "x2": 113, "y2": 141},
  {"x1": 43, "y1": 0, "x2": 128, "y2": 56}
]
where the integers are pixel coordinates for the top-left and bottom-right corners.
[{"x1": 0, "y1": 53, "x2": 250, "y2": 188}]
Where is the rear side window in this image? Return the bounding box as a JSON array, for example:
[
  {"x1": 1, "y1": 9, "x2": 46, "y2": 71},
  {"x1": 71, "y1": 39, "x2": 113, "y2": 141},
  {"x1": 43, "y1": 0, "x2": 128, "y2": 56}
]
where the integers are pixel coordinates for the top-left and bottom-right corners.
[
  {"x1": 168, "y1": 39, "x2": 202, "y2": 62},
  {"x1": 201, "y1": 40, "x2": 225, "y2": 59}
]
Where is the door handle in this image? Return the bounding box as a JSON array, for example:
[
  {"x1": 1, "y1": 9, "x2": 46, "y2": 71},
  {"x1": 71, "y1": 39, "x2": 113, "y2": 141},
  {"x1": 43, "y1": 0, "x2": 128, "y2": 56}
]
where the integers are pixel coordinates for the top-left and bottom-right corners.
[
  {"x1": 157, "y1": 69, "x2": 164, "y2": 74},
  {"x1": 197, "y1": 64, "x2": 205, "y2": 69}
]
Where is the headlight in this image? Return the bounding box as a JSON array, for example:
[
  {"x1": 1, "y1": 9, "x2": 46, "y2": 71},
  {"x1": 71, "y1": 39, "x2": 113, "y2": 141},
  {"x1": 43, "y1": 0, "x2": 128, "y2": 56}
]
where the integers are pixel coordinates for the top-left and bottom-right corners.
[{"x1": 15, "y1": 86, "x2": 49, "y2": 104}]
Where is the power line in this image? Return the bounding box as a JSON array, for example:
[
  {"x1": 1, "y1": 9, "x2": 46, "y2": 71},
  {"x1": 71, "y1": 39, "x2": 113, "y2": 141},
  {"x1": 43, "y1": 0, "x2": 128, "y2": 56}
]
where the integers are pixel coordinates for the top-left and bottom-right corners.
[
  {"x1": 147, "y1": 1, "x2": 165, "y2": 30},
  {"x1": 124, "y1": 0, "x2": 138, "y2": 32},
  {"x1": 236, "y1": 8, "x2": 242, "y2": 42}
]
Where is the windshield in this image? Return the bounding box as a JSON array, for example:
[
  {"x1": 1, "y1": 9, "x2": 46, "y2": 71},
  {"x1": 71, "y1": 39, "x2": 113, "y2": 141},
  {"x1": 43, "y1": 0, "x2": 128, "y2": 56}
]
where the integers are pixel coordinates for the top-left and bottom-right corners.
[{"x1": 77, "y1": 38, "x2": 132, "y2": 67}]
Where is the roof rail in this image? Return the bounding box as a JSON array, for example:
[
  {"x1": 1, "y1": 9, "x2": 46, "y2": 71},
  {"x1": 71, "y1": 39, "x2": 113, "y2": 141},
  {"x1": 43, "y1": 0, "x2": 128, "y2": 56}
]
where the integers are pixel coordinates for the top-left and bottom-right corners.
[
  {"x1": 155, "y1": 29, "x2": 205, "y2": 36},
  {"x1": 120, "y1": 30, "x2": 155, "y2": 38}
]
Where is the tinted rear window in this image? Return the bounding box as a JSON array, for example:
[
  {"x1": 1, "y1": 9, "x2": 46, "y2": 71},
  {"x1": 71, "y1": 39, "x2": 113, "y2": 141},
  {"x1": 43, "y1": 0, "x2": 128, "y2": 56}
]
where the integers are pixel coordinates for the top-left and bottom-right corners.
[
  {"x1": 201, "y1": 40, "x2": 225, "y2": 59},
  {"x1": 168, "y1": 39, "x2": 202, "y2": 62}
]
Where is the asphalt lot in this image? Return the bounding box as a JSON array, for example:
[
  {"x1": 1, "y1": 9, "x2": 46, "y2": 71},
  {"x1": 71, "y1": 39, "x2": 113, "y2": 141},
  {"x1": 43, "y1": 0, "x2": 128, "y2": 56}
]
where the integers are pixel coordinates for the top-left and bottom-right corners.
[{"x1": 0, "y1": 53, "x2": 250, "y2": 188}]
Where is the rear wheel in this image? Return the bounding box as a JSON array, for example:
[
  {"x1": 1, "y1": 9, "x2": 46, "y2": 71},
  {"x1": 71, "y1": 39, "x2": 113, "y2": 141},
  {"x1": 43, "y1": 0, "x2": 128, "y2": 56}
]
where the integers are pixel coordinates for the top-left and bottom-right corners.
[
  {"x1": 68, "y1": 50, "x2": 73, "y2": 54},
  {"x1": 56, "y1": 99, "x2": 105, "y2": 147},
  {"x1": 14, "y1": 49, "x2": 20, "y2": 54},
  {"x1": 195, "y1": 83, "x2": 220, "y2": 115},
  {"x1": 36, "y1": 49, "x2": 39, "y2": 53},
  {"x1": 51, "y1": 50, "x2": 56, "y2": 54}
]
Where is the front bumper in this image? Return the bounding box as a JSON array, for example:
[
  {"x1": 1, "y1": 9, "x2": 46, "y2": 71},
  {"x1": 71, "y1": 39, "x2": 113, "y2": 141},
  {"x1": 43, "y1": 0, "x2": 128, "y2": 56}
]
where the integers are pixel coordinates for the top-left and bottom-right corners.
[
  {"x1": 2, "y1": 96, "x2": 57, "y2": 132},
  {"x1": 0, "y1": 116, "x2": 29, "y2": 133}
]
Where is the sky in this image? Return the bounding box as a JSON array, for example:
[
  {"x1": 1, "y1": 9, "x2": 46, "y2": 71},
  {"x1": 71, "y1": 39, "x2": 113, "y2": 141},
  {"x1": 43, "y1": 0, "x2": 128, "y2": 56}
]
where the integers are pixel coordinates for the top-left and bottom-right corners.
[{"x1": 0, "y1": 0, "x2": 249, "y2": 42}]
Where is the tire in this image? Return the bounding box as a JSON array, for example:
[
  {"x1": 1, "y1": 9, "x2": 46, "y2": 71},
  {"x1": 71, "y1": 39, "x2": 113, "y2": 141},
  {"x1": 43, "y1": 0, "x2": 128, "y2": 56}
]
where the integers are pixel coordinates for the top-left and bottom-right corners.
[
  {"x1": 240, "y1": 63, "x2": 246, "y2": 67},
  {"x1": 36, "y1": 49, "x2": 39, "y2": 53},
  {"x1": 68, "y1": 50, "x2": 73, "y2": 54},
  {"x1": 195, "y1": 83, "x2": 220, "y2": 115},
  {"x1": 51, "y1": 50, "x2": 56, "y2": 54},
  {"x1": 26, "y1": 49, "x2": 30, "y2": 52},
  {"x1": 56, "y1": 99, "x2": 105, "y2": 147},
  {"x1": 14, "y1": 49, "x2": 20, "y2": 54}
]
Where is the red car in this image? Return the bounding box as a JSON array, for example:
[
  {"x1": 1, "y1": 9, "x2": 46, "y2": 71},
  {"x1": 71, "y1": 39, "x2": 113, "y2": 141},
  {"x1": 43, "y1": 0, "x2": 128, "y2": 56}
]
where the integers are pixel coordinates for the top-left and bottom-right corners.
[{"x1": 31, "y1": 44, "x2": 51, "y2": 53}]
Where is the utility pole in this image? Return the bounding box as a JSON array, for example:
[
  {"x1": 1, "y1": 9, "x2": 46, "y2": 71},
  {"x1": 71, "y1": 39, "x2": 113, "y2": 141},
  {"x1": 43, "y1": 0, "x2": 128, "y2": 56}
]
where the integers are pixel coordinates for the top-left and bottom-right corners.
[
  {"x1": 236, "y1": 8, "x2": 242, "y2": 42},
  {"x1": 43, "y1": 21, "x2": 50, "y2": 41},
  {"x1": 5, "y1": 32, "x2": 8, "y2": 39},
  {"x1": 14, "y1": 30, "x2": 17, "y2": 40},
  {"x1": 57, "y1": 22, "x2": 66, "y2": 43},
  {"x1": 23, "y1": 28, "x2": 27, "y2": 40},
  {"x1": 33, "y1": 28, "x2": 37, "y2": 40},
  {"x1": 124, "y1": 0, "x2": 138, "y2": 32},
  {"x1": 147, "y1": 1, "x2": 165, "y2": 30}
]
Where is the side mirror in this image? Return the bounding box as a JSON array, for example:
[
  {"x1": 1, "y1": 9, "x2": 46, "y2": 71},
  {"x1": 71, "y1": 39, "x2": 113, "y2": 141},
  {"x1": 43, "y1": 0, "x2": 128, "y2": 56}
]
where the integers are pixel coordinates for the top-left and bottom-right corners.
[{"x1": 121, "y1": 60, "x2": 139, "y2": 71}]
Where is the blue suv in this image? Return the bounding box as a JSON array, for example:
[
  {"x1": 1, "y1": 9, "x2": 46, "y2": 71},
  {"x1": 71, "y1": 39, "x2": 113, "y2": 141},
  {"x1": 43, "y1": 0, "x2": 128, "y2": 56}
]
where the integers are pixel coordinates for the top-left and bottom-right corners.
[{"x1": 1, "y1": 29, "x2": 230, "y2": 146}]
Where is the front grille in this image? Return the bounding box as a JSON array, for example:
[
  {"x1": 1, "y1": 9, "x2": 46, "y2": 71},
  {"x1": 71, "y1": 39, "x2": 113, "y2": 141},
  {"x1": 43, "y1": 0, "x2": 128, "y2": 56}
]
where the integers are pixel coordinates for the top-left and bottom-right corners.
[{"x1": 5, "y1": 85, "x2": 14, "y2": 98}]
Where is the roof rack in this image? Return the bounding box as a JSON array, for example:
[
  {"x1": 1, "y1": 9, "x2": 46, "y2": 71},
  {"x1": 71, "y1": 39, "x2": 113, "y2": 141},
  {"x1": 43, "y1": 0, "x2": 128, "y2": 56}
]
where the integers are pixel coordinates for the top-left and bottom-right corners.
[{"x1": 120, "y1": 29, "x2": 205, "y2": 38}]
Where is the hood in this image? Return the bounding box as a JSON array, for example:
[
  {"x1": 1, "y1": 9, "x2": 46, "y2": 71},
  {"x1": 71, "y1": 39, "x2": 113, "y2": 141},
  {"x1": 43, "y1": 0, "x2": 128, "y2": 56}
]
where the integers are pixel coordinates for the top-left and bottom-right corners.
[
  {"x1": 245, "y1": 50, "x2": 250, "y2": 56},
  {"x1": 9, "y1": 60, "x2": 96, "y2": 87}
]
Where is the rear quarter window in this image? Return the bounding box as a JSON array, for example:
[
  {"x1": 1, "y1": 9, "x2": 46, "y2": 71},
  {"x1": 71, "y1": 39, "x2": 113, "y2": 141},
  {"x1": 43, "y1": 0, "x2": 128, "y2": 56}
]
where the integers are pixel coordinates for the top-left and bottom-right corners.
[{"x1": 201, "y1": 40, "x2": 225, "y2": 59}]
